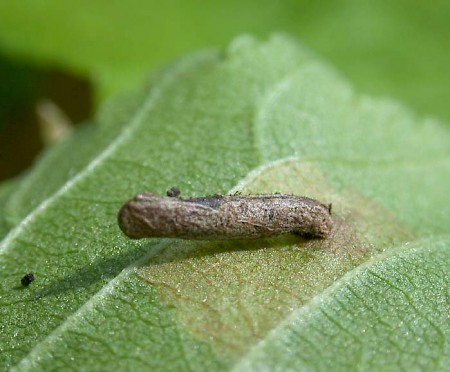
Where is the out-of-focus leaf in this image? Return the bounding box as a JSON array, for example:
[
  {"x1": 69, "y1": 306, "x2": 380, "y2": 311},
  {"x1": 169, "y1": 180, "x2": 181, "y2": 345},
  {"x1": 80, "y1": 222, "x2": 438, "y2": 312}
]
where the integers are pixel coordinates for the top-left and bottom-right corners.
[{"x1": 0, "y1": 1, "x2": 449, "y2": 122}]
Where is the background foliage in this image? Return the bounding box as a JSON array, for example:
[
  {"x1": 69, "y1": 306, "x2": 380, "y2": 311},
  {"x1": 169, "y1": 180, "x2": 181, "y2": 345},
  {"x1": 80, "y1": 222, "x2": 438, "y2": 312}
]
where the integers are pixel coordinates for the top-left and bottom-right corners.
[{"x1": 1, "y1": 0, "x2": 450, "y2": 117}]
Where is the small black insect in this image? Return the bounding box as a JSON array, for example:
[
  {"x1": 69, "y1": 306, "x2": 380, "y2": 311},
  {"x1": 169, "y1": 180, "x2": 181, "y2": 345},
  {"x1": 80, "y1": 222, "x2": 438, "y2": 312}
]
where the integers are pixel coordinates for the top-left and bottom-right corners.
[{"x1": 21, "y1": 273, "x2": 35, "y2": 287}]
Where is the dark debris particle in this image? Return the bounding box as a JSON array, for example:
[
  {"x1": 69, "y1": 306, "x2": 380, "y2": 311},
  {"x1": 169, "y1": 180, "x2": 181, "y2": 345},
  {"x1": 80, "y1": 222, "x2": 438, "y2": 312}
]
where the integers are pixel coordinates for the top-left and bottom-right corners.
[
  {"x1": 21, "y1": 273, "x2": 35, "y2": 286},
  {"x1": 166, "y1": 187, "x2": 181, "y2": 197}
]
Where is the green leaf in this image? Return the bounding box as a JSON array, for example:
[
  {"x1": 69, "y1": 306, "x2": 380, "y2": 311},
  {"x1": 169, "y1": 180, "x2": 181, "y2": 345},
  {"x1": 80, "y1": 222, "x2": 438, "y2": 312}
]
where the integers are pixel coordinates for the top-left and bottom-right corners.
[
  {"x1": 235, "y1": 238, "x2": 450, "y2": 371},
  {"x1": 0, "y1": 35, "x2": 449, "y2": 370}
]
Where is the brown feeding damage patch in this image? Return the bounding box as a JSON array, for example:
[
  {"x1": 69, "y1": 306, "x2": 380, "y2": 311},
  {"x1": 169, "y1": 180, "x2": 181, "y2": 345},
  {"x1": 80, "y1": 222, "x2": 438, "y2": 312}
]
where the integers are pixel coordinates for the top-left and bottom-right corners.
[{"x1": 136, "y1": 159, "x2": 414, "y2": 360}]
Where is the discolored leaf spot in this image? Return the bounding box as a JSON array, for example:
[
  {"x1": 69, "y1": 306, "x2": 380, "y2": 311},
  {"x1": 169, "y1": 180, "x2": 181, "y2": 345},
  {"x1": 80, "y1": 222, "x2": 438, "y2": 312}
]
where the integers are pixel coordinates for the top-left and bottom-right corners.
[{"x1": 137, "y1": 158, "x2": 413, "y2": 359}]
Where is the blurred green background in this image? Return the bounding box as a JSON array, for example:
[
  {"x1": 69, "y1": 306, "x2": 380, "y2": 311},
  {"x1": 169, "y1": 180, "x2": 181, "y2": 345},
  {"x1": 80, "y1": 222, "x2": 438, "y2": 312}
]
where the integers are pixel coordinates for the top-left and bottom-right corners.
[{"x1": 0, "y1": 0, "x2": 449, "y2": 180}]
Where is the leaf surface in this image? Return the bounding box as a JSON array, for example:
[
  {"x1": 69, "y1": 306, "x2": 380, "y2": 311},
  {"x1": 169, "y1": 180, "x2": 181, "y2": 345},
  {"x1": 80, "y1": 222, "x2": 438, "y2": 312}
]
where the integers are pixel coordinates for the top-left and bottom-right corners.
[
  {"x1": 235, "y1": 238, "x2": 450, "y2": 371},
  {"x1": 0, "y1": 35, "x2": 449, "y2": 370}
]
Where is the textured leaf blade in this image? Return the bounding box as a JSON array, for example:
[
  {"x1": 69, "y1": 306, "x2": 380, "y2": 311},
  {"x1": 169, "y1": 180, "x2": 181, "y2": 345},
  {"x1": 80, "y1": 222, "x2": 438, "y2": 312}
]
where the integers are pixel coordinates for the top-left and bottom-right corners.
[
  {"x1": 235, "y1": 237, "x2": 450, "y2": 371},
  {"x1": 0, "y1": 35, "x2": 449, "y2": 370},
  {"x1": 0, "y1": 36, "x2": 315, "y2": 368}
]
